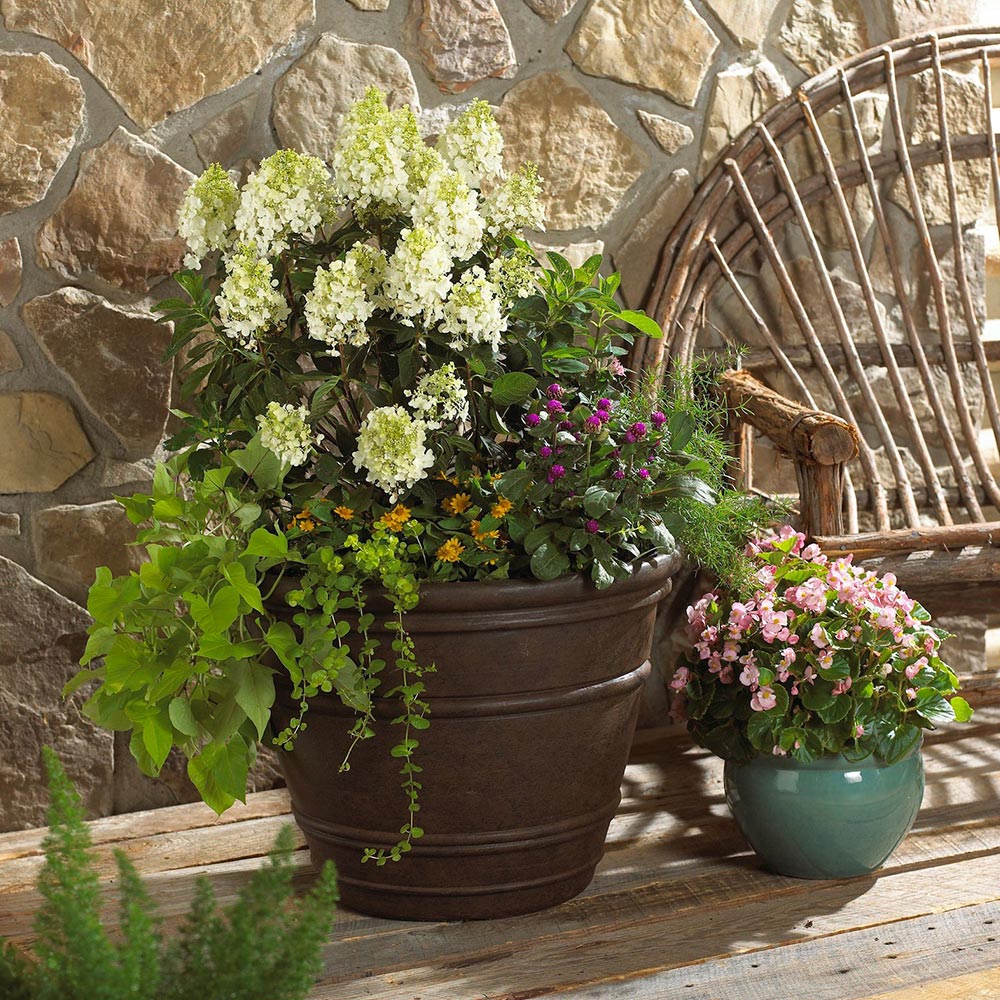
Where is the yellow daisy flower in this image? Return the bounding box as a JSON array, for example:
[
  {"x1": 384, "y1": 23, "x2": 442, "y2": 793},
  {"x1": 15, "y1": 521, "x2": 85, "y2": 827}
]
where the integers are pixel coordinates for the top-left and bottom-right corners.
[
  {"x1": 490, "y1": 496, "x2": 513, "y2": 518},
  {"x1": 470, "y1": 519, "x2": 500, "y2": 549},
  {"x1": 333, "y1": 506, "x2": 355, "y2": 521},
  {"x1": 376, "y1": 503, "x2": 412, "y2": 532},
  {"x1": 436, "y1": 538, "x2": 465, "y2": 563},
  {"x1": 443, "y1": 493, "x2": 472, "y2": 515}
]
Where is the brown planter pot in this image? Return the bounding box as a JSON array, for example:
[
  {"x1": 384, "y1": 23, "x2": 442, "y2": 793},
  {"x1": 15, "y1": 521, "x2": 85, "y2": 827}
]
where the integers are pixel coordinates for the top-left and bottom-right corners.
[{"x1": 268, "y1": 552, "x2": 682, "y2": 920}]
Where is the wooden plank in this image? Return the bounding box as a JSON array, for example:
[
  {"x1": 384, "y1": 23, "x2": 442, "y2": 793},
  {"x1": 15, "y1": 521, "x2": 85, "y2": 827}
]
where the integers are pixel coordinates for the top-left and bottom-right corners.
[
  {"x1": 308, "y1": 851, "x2": 1000, "y2": 1000},
  {"x1": 0, "y1": 813, "x2": 304, "y2": 894},
  {"x1": 0, "y1": 787, "x2": 291, "y2": 862},
  {"x1": 816, "y1": 522, "x2": 1000, "y2": 556},
  {"x1": 860, "y1": 966, "x2": 1000, "y2": 1000},
  {"x1": 538, "y1": 900, "x2": 1000, "y2": 1000}
]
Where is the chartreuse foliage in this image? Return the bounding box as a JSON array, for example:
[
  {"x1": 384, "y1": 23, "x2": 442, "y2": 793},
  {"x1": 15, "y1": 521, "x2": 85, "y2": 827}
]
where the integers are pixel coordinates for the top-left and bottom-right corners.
[{"x1": 0, "y1": 750, "x2": 337, "y2": 1000}]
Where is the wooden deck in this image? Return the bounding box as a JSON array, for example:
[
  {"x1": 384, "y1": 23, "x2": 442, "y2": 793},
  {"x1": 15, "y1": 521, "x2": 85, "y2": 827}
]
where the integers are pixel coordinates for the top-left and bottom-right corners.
[{"x1": 4, "y1": 706, "x2": 1000, "y2": 999}]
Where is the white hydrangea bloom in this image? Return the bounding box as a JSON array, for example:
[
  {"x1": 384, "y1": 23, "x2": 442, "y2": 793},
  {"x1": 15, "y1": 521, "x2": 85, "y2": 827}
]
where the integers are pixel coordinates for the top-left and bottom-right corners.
[
  {"x1": 440, "y1": 266, "x2": 507, "y2": 351},
  {"x1": 410, "y1": 168, "x2": 485, "y2": 262},
  {"x1": 257, "y1": 401, "x2": 316, "y2": 466},
  {"x1": 483, "y1": 163, "x2": 546, "y2": 238},
  {"x1": 405, "y1": 362, "x2": 470, "y2": 429},
  {"x1": 234, "y1": 149, "x2": 338, "y2": 256},
  {"x1": 332, "y1": 87, "x2": 421, "y2": 215},
  {"x1": 436, "y1": 100, "x2": 504, "y2": 190},
  {"x1": 382, "y1": 227, "x2": 453, "y2": 324},
  {"x1": 488, "y1": 249, "x2": 537, "y2": 302},
  {"x1": 216, "y1": 246, "x2": 290, "y2": 347},
  {"x1": 304, "y1": 245, "x2": 386, "y2": 355},
  {"x1": 178, "y1": 163, "x2": 239, "y2": 267},
  {"x1": 352, "y1": 405, "x2": 434, "y2": 500}
]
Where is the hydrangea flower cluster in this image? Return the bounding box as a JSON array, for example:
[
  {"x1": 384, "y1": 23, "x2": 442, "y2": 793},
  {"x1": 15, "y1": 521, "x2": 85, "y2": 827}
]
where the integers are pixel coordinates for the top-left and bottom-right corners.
[
  {"x1": 440, "y1": 266, "x2": 507, "y2": 350},
  {"x1": 483, "y1": 164, "x2": 545, "y2": 238},
  {"x1": 304, "y1": 247, "x2": 385, "y2": 353},
  {"x1": 675, "y1": 526, "x2": 969, "y2": 764},
  {"x1": 233, "y1": 150, "x2": 339, "y2": 256},
  {"x1": 381, "y1": 226, "x2": 454, "y2": 323},
  {"x1": 217, "y1": 246, "x2": 289, "y2": 346},
  {"x1": 436, "y1": 99, "x2": 504, "y2": 189},
  {"x1": 177, "y1": 163, "x2": 239, "y2": 268},
  {"x1": 352, "y1": 405, "x2": 435, "y2": 501},
  {"x1": 331, "y1": 89, "x2": 420, "y2": 214},
  {"x1": 406, "y1": 362, "x2": 470, "y2": 429},
  {"x1": 258, "y1": 401, "x2": 316, "y2": 466}
]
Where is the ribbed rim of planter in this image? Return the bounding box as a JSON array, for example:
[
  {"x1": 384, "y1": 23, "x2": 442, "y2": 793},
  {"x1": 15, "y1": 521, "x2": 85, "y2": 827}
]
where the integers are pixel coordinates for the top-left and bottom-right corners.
[
  {"x1": 729, "y1": 737, "x2": 924, "y2": 772},
  {"x1": 269, "y1": 549, "x2": 684, "y2": 620}
]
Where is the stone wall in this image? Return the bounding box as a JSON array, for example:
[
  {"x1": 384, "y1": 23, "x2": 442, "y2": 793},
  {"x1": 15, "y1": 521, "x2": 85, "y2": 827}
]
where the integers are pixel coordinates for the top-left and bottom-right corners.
[{"x1": 0, "y1": 0, "x2": 990, "y2": 829}]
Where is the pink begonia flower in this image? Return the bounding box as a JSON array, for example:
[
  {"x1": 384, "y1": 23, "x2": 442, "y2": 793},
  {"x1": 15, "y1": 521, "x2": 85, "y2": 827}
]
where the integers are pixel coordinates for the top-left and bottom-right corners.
[
  {"x1": 739, "y1": 663, "x2": 760, "y2": 687},
  {"x1": 719, "y1": 666, "x2": 735, "y2": 684},
  {"x1": 670, "y1": 666, "x2": 690, "y2": 690},
  {"x1": 835, "y1": 629, "x2": 849, "y2": 641},
  {"x1": 924, "y1": 636, "x2": 936, "y2": 654},
  {"x1": 882, "y1": 572, "x2": 897, "y2": 588},
  {"x1": 801, "y1": 665, "x2": 817, "y2": 684},
  {"x1": 801, "y1": 543, "x2": 827, "y2": 564},
  {"x1": 874, "y1": 607, "x2": 896, "y2": 629},
  {"x1": 905, "y1": 656, "x2": 928, "y2": 680},
  {"x1": 905, "y1": 687, "x2": 917, "y2": 701},
  {"x1": 855, "y1": 724, "x2": 865, "y2": 737},
  {"x1": 883, "y1": 664, "x2": 893, "y2": 677},
  {"x1": 818, "y1": 648, "x2": 834, "y2": 671},
  {"x1": 729, "y1": 602, "x2": 756, "y2": 630},
  {"x1": 772, "y1": 745, "x2": 788, "y2": 756},
  {"x1": 722, "y1": 642, "x2": 740, "y2": 662},
  {"x1": 708, "y1": 653, "x2": 724, "y2": 673},
  {"x1": 831, "y1": 677, "x2": 853, "y2": 696},
  {"x1": 750, "y1": 686, "x2": 778, "y2": 712},
  {"x1": 701, "y1": 626, "x2": 718, "y2": 644},
  {"x1": 810, "y1": 623, "x2": 829, "y2": 648},
  {"x1": 780, "y1": 647, "x2": 796, "y2": 668}
]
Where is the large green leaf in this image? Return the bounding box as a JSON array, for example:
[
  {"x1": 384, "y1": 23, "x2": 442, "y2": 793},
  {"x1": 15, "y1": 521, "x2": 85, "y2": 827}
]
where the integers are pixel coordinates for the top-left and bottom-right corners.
[
  {"x1": 246, "y1": 527, "x2": 288, "y2": 559},
  {"x1": 188, "y1": 585, "x2": 241, "y2": 634},
  {"x1": 231, "y1": 661, "x2": 276, "y2": 739},
  {"x1": 491, "y1": 372, "x2": 537, "y2": 407},
  {"x1": 222, "y1": 561, "x2": 264, "y2": 612},
  {"x1": 530, "y1": 542, "x2": 570, "y2": 581},
  {"x1": 188, "y1": 736, "x2": 251, "y2": 814}
]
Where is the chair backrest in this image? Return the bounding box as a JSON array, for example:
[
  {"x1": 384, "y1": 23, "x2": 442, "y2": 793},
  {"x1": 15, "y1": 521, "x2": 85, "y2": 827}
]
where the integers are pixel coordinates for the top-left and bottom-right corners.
[{"x1": 633, "y1": 27, "x2": 1000, "y2": 535}]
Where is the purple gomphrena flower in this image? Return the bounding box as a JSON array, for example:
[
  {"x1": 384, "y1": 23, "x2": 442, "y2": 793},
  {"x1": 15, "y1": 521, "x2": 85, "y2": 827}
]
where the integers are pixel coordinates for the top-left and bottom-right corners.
[
  {"x1": 585, "y1": 414, "x2": 602, "y2": 432},
  {"x1": 547, "y1": 464, "x2": 567, "y2": 484},
  {"x1": 559, "y1": 420, "x2": 573, "y2": 431},
  {"x1": 525, "y1": 413, "x2": 541, "y2": 427},
  {"x1": 546, "y1": 399, "x2": 565, "y2": 414},
  {"x1": 613, "y1": 469, "x2": 626, "y2": 480},
  {"x1": 539, "y1": 445, "x2": 553, "y2": 458},
  {"x1": 638, "y1": 468, "x2": 651, "y2": 479},
  {"x1": 585, "y1": 519, "x2": 601, "y2": 534},
  {"x1": 547, "y1": 383, "x2": 564, "y2": 399},
  {"x1": 630, "y1": 421, "x2": 647, "y2": 439},
  {"x1": 651, "y1": 410, "x2": 666, "y2": 428},
  {"x1": 598, "y1": 398, "x2": 612, "y2": 410},
  {"x1": 624, "y1": 431, "x2": 636, "y2": 444},
  {"x1": 596, "y1": 409, "x2": 611, "y2": 423}
]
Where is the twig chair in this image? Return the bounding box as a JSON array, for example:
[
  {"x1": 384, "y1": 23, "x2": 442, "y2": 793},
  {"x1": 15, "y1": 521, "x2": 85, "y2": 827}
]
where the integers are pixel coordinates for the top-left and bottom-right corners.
[{"x1": 633, "y1": 27, "x2": 1000, "y2": 620}]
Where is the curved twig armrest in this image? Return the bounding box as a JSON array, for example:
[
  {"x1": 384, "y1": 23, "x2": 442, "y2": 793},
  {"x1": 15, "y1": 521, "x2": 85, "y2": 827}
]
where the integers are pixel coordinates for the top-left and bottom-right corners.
[
  {"x1": 719, "y1": 370, "x2": 859, "y2": 465},
  {"x1": 719, "y1": 370, "x2": 860, "y2": 536}
]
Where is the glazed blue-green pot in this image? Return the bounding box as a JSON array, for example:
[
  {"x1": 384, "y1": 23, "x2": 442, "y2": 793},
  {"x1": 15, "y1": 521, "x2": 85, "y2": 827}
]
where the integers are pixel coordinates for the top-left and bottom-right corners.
[{"x1": 723, "y1": 742, "x2": 924, "y2": 879}]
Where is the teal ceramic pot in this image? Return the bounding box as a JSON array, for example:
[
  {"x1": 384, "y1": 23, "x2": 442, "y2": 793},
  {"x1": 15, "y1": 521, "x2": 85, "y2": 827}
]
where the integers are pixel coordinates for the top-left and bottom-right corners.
[{"x1": 723, "y1": 743, "x2": 924, "y2": 879}]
